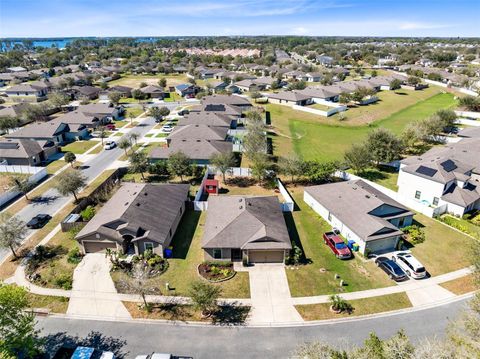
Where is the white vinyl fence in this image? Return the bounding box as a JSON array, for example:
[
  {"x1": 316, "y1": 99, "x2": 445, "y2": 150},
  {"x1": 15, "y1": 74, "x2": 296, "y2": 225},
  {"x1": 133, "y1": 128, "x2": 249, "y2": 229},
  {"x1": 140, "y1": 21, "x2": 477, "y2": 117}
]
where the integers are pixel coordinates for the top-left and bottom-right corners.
[
  {"x1": 0, "y1": 166, "x2": 47, "y2": 207},
  {"x1": 277, "y1": 179, "x2": 294, "y2": 212}
]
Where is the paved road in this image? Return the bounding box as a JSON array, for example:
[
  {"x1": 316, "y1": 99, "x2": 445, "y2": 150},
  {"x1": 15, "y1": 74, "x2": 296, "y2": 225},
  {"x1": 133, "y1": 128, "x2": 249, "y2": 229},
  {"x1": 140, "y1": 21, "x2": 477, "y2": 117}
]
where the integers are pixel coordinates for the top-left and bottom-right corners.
[
  {"x1": 0, "y1": 116, "x2": 156, "y2": 262},
  {"x1": 36, "y1": 297, "x2": 469, "y2": 359}
]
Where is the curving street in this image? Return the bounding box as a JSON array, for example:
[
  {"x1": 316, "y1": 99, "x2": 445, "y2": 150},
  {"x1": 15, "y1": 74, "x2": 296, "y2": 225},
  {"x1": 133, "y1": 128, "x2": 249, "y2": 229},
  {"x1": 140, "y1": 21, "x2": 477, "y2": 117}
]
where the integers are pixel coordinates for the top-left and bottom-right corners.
[{"x1": 37, "y1": 296, "x2": 470, "y2": 359}]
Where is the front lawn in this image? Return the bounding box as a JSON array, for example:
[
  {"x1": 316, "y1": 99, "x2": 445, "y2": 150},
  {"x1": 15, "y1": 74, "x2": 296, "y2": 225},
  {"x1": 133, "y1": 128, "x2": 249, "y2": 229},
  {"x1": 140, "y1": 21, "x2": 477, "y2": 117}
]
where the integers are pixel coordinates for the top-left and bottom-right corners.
[
  {"x1": 286, "y1": 189, "x2": 394, "y2": 297},
  {"x1": 27, "y1": 293, "x2": 70, "y2": 313},
  {"x1": 409, "y1": 214, "x2": 475, "y2": 276},
  {"x1": 112, "y1": 210, "x2": 250, "y2": 298},
  {"x1": 61, "y1": 140, "x2": 98, "y2": 154},
  {"x1": 113, "y1": 120, "x2": 129, "y2": 128},
  {"x1": 440, "y1": 274, "x2": 477, "y2": 295},
  {"x1": 125, "y1": 107, "x2": 144, "y2": 118},
  {"x1": 46, "y1": 159, "x2": 67, "y2": 174},
  {"x1": 438, "y1": 214, "x2": 480, "y2": 240},
  {"x1": 296, "y1": 292, "x2": 412, "y2": 321}
]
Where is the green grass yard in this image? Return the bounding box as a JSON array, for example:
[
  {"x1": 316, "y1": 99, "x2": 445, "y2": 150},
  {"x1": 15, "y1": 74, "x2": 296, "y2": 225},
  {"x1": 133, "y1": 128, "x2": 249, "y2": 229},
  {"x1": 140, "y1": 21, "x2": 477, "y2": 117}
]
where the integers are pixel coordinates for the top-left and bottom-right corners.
[
  {"x1": 349, "y1": 168, "x2": 399, "y2": 191},
  {"x1": 285, "y1": 190, "x2": 394, "y2": 297},
  {"x1": 296, "y1": 292, "x2": 412, "y2": 321},
  {"x1": 61, "y1": 141, "x2": 98, "y2": 154},
  {"x1": 268, "y1": 91, "x2": 456, "y2": 161}
]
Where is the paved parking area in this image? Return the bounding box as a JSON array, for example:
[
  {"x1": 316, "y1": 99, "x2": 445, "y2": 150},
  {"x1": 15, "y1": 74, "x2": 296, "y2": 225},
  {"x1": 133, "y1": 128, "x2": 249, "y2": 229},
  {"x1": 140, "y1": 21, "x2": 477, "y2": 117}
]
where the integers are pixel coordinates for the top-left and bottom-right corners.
[
  {"x1": 247, "y1": 264, "x2": 303, "y2": 324},
  {"x1": 67, "y1": 253, "x2": 131, "y2": 319}
]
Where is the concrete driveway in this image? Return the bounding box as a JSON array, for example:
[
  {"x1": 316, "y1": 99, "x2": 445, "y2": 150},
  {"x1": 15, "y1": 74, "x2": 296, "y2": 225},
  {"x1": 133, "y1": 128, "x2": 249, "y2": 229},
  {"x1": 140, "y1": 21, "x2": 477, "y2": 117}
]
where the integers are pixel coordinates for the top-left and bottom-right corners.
[
  {"x1": 67, "y1": 253, "x2": 131, "y2": 319},
  {"x1": 247, "y1": 264, "x2": 303, "y2": 324}
]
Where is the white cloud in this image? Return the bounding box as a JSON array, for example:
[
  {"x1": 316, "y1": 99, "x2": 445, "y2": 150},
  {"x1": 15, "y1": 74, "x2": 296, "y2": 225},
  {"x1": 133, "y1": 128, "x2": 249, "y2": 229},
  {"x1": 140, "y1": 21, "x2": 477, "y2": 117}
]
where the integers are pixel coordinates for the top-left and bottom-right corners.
[
  {"x1": 398, "y1": 22, "x2": 452, "y2": 30},
  {"x1": 292, "y1": 26, "x2": 309, "y2": 35}
]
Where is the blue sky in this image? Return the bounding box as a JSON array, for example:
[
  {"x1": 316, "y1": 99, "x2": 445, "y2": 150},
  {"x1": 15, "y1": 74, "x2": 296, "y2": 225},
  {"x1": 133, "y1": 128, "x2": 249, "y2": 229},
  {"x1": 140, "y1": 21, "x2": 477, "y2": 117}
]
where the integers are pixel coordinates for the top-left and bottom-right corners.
[{"x1": 0, "y1": 0, "x2": 479, "y2": 38}]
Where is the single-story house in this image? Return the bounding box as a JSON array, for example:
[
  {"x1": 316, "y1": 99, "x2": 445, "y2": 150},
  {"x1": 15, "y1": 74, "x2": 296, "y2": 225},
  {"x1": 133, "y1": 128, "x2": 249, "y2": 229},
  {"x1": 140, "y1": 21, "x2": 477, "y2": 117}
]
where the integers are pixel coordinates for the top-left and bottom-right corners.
[
  {"x1": 99, "y1": 85, "x2": 132, "y2": 100},
  {"x1": 0, "y1": 103, "x2": 33, "y2": 125},
  {"x1": 189, "y1": 103, "x2": 244, "y2": 117},
  {"x1": 283, "y1": 70, "x2": 306, "y2": 81},
  {"x1": 69, "y1": 85, "x2": 101, "y2": 100},
  {"x1": 305, "y1": 72, "x2": 323, "y2": 82},
  {"x1": 54, "y1": 111, "x2": 104, "y2": 130},
  {"x1": 201, "y1": 94, "x2": 252, "y2": 108},
  {"x1": 267, "y1": 91, "x2": 313, "y2": 106},
  {"x1": 0, "y1": 138, "x2": 57, "y2": 166},
  {"x1": 5, "y1": 83, "x2": 48, "y2": 102},
  {"x1": 75, "y1": 183, "x2": 190, "y2": 255},
  {"x1": 149, "y1": 139, "x2": 233, "y2": 165},
  {"x1": 76, "y1": 103, "x2": 122, "y2": 121},
  {"x1": 166, "y1": 124, "x2": 229, "y2": 144},
  {"x1": 175, "y1": 83, "x2": 196, "y2": 97},
  {"x1": 298, "y1": 87, "x2": 340, "y2": 102},
  {"x1": 139, "y1": 85, "x2": 165, "y2": 99},
  {"x1": 177, "y1": 112, "x2": 237, "y2": 128},
  {"x1": 202, "y1": 196, "x2": 292, "y2": 263},
  {"x1": 316, "y1": 55, "x2": 333, "y2": 66},
  {"x1": 6, "y1": 121, "x2": 71, "y2": 145},
  {"x1": 304, "y1": 180, "x2": 414, "y2": 255},
  {"x1": 209, "y1": 81, "x2": 227, "y2": 93}
]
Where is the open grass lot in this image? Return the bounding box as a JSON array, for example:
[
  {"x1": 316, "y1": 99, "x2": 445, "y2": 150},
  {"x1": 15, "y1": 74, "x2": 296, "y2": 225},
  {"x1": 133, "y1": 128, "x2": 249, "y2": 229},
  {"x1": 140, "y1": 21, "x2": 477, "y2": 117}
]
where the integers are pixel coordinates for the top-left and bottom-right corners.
[
  {"x1": 268, "y1": 91, "x2": 456, "y2": 161},
  {"x1": 285, "y1": 189, "x2": 394, "y2": 297},
  {"x1": 27, "y1": 293, "x2": 69, "y2": 313},
  {"x1": 61, "y1": 140, "x2": 98, "y2": 154},
  {"x1": 440, "y1": 274, "x2": 477, "y2": 295},
  {"x1": 109, "y1": 74, "x2": 189, "y2": 89},
  {"x1": 113, "y1": 120, "x2": 129, "y2": 128},
  {"x1": 296, "y1": 292, "x2": 412, "y2": 321},
  {"x1": 350, "y1": 167, "x2": 399, "y2": 191},
  {"x1": 409, "y1": 214, "x2": 475, "y2": 276},
  {"x1": 125, "y1": 107, "x2": 144, "y2": 118},
  {"x1": 112, "y1": 210, "x2": 250, "y2": 299}
]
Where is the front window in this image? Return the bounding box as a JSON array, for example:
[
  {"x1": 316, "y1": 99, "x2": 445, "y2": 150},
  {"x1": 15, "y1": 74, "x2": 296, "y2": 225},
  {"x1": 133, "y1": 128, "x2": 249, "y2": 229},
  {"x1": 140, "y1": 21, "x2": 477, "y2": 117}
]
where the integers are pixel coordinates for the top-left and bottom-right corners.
[
  {"x1": 144, "y1": 242, "x2": 154, "y2": 251},
  {"x1": 415, "y1": 190, "x2": 421, "y2": 200},
  {"x1": 213, "y1": 249, "x2": 222, "y2": 259},
  {"x1": 433, "y1": 197, "x2": 439, "y2": 206}
]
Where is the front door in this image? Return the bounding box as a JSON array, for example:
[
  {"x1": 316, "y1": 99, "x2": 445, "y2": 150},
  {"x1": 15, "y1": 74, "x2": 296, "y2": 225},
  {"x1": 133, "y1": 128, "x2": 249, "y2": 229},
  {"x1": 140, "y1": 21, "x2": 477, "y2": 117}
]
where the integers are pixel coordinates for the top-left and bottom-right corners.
[{"x1": 231, "y1": 248, "x2": 242, "y2": 261}]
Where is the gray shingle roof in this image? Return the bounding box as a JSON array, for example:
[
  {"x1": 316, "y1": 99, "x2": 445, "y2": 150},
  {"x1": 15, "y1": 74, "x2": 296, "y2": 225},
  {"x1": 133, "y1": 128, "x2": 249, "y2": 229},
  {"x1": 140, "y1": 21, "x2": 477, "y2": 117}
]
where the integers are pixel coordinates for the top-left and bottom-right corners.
[
  {"x1": 167, "y1": 124, "x2": 228, "y2": 141},
  {"x1": 305, "y1": 180, "x2": 412, "y2": 242},
  {"x1": 177, "y1": 112, "x2": 233, "y2": 127},
  {"x1": 76, "y1": 183, "x2": 189, "y2": 246},
  {"x1": 149, "y1": 139, "x2": 232, "y2": 161},
  {"x1": 0, "y1": 139, "x2": 43, "y2": 159},
  {"x1": 202, "y1": 196, "x2": 291, "y2": 250}
]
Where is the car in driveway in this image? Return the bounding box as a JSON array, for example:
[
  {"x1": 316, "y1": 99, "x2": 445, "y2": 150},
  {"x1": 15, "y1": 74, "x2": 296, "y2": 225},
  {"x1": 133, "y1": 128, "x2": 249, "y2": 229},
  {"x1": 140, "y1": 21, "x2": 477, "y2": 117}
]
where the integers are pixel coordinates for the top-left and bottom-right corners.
[
  {"x1": 375, "y1": 256, "x2": 408, "y2": 281},
  {"x1": 105, "y1": 123, "x2": 116, "y2": 130},
  {"x1": 323, "y1": 232, "x2": 352, "y2": 259},
  {"x1": 26, "y1": 214, "x2": 51, "y2": 229},
  {"x1": 104, "y1": 140, "x2": 116, "y2": 150},
  {"x1": 391, "y1": 252, "x2": 426, "y2": 279},
  {"x1": 161, "y1": 125, "x2": 173, "y2": 133}
]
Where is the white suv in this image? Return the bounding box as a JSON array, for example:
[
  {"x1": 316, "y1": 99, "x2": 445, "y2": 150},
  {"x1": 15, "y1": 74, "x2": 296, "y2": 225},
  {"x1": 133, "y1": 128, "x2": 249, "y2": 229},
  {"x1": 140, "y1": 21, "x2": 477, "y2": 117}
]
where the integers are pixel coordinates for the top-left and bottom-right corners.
[{"x1": 391, "y1": 252, "x2": 426, "y2": 279}]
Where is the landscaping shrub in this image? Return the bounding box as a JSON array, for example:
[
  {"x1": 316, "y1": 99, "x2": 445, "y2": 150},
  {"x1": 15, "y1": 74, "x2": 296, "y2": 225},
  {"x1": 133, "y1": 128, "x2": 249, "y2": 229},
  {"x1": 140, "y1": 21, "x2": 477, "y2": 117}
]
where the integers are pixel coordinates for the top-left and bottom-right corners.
[
  {"x1": 199, "y1": 261, "x2": 235, "y2": 282},
  {"x1": 286, "y1": 244, "x2": 303, "y2": 265},
  {"x1": 67, "y1": 247, "x2": 83, "y2": 264},
  {"x1": 80, "y1": 205, "x2": 96, "y2": 221},
  {"x1": 402, "y1": 225, "x2": 425, "y2": 245},
  {"x1": 54, "y1": 274, "x2": 73, "y2": 290},
  {"x1": 329, "y1": 294, "x2": 354, "y2": 314}
]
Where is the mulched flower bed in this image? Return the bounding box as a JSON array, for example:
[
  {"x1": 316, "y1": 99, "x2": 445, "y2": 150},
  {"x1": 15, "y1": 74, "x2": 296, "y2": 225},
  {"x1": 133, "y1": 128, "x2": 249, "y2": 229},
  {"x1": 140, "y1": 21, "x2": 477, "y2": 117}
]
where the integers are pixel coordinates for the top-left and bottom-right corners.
[{"x1": 198, "y1": 261, "x2": 236, "y2": 282}]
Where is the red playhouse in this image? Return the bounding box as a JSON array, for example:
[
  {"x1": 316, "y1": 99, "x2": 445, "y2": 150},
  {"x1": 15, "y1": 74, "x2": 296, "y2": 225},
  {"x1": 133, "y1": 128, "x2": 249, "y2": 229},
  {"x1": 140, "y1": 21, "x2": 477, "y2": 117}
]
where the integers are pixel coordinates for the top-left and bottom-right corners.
[{"x1": 204, "y1": 178, "x2": 219, "y2": 195}]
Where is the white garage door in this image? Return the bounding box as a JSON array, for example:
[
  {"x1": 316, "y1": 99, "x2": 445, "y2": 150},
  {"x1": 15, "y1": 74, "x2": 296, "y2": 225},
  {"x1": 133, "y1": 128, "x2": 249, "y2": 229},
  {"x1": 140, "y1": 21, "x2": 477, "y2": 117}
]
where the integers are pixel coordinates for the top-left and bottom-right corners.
[
  {"x1": 83, "y1": 241, "x2": 117, "y2": 253},
  {"x1": 249, "y1": 250, "x2": 284, "y2": 263}
]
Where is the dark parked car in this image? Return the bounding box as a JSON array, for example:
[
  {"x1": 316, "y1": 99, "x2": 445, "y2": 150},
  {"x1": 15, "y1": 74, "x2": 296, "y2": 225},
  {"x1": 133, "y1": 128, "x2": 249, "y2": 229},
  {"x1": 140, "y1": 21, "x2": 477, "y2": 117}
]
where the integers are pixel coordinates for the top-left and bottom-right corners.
[
  {"x1": 375, "y1": 256, "x2": 408, "y2": 281},
  {"x1": 323, "y1": 232, "x2": 352, "y2": 259},
  {"x1": 26, "y1": 214, "x2": 51, "y2": 229}
]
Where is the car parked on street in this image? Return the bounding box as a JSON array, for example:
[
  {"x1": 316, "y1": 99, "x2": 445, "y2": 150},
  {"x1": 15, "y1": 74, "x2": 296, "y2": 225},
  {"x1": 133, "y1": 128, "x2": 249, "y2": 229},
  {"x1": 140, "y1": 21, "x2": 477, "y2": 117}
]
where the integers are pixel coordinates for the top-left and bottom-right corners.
[
  {"x1": 375, "y1": 256, "x2": 408, "y2": 281},
  {"x1": 161, "y1": 125, "x2": 173, "y2": 133},
  {"x1": 323, "y1": 232, "x2": 352, "y2": 259},
  {"x1": 104, "y1": 140, "x2": 116, "y2": 150},
  {"x1": 391, "y1": 252, "x2": 427, "y2": 279},
  {"x1": 105, "y1": 123, "x2": 116, "y2": 130},
  {"x1": 26, "y1": 214, "x2": 51, "y2": 229}
]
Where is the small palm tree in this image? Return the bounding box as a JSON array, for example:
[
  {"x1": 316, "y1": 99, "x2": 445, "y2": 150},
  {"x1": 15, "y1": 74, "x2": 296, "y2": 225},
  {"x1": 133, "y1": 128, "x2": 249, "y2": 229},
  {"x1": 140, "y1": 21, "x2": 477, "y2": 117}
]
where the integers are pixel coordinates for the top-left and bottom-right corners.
[{"x1": 118, "y1": 138, "x2": 131, "y2": 156}]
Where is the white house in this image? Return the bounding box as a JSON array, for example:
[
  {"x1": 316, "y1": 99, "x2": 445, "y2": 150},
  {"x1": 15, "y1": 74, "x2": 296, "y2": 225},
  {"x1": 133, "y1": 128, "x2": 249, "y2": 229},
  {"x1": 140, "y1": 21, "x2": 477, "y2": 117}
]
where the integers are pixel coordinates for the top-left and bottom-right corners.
[
  {"x1": 397, "y1": 147, "x2": 480, "y2": 217},
  {"x1": 304, "y1": 180, "x2": 413, "y2": 255}
]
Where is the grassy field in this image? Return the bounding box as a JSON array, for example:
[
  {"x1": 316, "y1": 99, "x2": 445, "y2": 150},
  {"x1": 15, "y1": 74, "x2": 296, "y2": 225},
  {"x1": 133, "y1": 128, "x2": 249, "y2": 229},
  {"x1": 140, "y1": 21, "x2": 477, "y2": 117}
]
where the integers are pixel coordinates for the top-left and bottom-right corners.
[
  {"x1": 296, "y1": 292, "x2": 412, "y2": 321},
  {"x1": 27, "y1": 293, "x2": 69, "y2": 313},
  {"x1": 109, "y1": 74, "x2": 189, "y2": 89},
  {"x1": 61, "y1": 140, "x2": 98, "y2": 154},
  {"x1": 409, "y1": 215, "x2": 475, "y2": 276},
  {"x1": 112, "y1": 210, "x2": 250, "y2": 299},
  {"x1": 440, "y1": 274, "x2": 477, "y2": 295},
  {"x1": 268, "y1": 91, "x2": 456, "y2": 161},
  {"x1": 125, "y1": 107, "x2": 144, "y2": 118},
  {"x1": 285, "y1": 190, "x2": 394, "y2": 297}
]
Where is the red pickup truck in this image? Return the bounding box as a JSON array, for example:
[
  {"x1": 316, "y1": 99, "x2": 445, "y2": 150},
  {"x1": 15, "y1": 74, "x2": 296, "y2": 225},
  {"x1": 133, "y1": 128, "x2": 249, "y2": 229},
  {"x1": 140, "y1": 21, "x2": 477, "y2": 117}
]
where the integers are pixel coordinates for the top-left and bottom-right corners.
[{"x1": 323, "y1": 232, "x2": 352, "y2": 259}]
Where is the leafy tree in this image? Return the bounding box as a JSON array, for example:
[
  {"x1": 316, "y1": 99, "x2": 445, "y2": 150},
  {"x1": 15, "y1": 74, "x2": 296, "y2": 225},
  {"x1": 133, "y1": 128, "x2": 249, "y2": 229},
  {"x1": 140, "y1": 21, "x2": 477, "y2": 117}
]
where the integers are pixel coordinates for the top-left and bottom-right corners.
[
  {"x1": 139, "y1": 82, "x2": 147, "y2": 88},
  {"x1": 344, "y1": 143, "x2": 372, "y2": 173},
  {"x1": 427, "y1": 72, "x2": 443, "y2": 82},
  {"x1": 158, "y1": 78, "x2": 167, "y2": 88},
  {"x1": 401, "y1": 122, "x2": 423, "y2": 151},
  {"x1": 158, "y1": 106, "x2": 170, "y2": 118},
  {"x1": 188, "y1": 280, "x2": 221, "y2": 317},
  {"x1": 0, "y1": 213, "x2": 27, "y2": 259},
  {"x1": 304, "y1": 160, "x2": 339, "y2": 183},
  {"x1": 132, "y1": 89, "x2": 144, "y2": 100},
  {"x1": 292, "y1": 341, "x2": 346, "y2": 359},
  {"x1": 406, "y1": 76, "x2": 420, "y2": 86},
  {"x1": 251, "y1": 91, "x2": 262, "y2": 103},
  {"x1": 278, "y1": 155, "x2": 304, "y2": 184},
  {"x1": 210, "y1": 152, "x2": 235, "y2": 183},
  {"x1": 0, "y1": 284, "x2": 41, "y2": 358},
  {"x1": 64, "y1": 151, "x2": 76, "y2": 167},
  {"x1": 167, "y1": 151, "x2": 192, "y2": 181},
  {"x1": 365, "y1": 128, "x2": 404, "y2": 165},
  {"x1": 148, "y1": 107, "x2": 163, "y2": 121},
  {"x1": 129, "y1": 131, "x2": 140, "y2": 145},
  {"x1": 100, "y1": 82, "x2": 108, "y2": 90},
  {"x1": 458, "y1": 96, "x2": 480, "y2": 112},
  {"x1": 98, "y1": 125, "x2": 108, "y2": 145},
  {"x1": 389, "y1": 78, "x2": 402, "y2": 91},
  {"x1": 54, "y1": 169, "x2": 86, "y2": 202},
  {"x1": 11, "y1": 177, "x2": 34, "y2": 200},
  {"x1": 129, "y1": 151, "x2": 149, "y2": 181},
  {"x1": 250, "y1": 153, "x2": 272, "y2": 182},
  {"x1": 108, "y1": 91, "x2": 122, "y2": 105},
  {"x1": 118, "y1": 137, "x2": 131, "y2": 156},
  {"x1": 48, "y1": 91, "x2": 70, "y2": 108},
  {"x1": 338, "y1": 92, "x2": 351, "y2": 104},
  {"x1": 435, "y1": 109, "x2": 457, "y2": 132}
]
